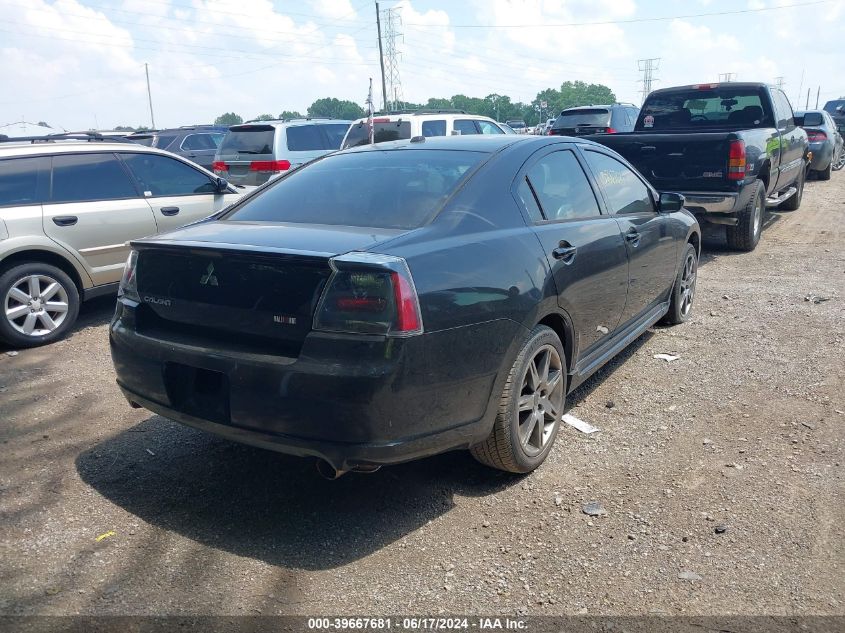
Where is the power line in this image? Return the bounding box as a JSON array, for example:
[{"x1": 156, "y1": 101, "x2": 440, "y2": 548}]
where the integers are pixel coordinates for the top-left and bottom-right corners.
[
  {"x1": 775, "y1": 77, "x2": 786, "y2": 90},
  {"x1": 638, "y1": 58, "x2": 660, "y2": 104},
  {"x1": 404, "y1": 0, "x2": 830, "y2": 28}
]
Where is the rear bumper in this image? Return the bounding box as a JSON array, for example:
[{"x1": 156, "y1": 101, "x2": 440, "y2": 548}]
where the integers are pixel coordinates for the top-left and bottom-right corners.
[
  {"x1": 109, "y1": 304, "x2": 520, "y2": 470},
  {"x1": 682, "y1": 192, "x2": 739, "y2": 215}
]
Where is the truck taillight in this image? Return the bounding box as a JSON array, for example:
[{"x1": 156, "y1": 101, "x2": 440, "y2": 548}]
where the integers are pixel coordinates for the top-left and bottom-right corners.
[
  {"x1": 212, "y1": 161, "x2": 228, "y2": 172},
  {"x1": 249, "y1": 160, "x2": 291, "y2": 172},
  {"x1": 313, "y1": 253, "x2": 422, "y2": 336},
  {"x1": 727, "y1": 139, "x2": 746, "y2": 180},
  {"x1": 806, "y1": 130, "x2": 827, "y2": 142}
]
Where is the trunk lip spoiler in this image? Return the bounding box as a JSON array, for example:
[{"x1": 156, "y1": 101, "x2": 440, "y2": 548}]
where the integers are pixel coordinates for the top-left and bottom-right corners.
[{"x1": 128, "y1": 238, "x2": 342, "y2": 260}]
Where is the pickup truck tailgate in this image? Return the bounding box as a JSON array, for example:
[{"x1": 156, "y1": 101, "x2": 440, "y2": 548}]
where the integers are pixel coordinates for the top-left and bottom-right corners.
[{"x1": 593, "y1": 132, "x2": 735, "y2": 192}]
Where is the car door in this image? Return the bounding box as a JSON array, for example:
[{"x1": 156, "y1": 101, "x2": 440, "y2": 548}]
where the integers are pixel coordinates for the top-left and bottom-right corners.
[
  {"x1": 118, "y1": 152, "x2": 238, "y2": 233},
  {"x1": 41, "y1": 153, "x2": 158, "y2": 286},
  {"x1": 452, "y1": 119, "x2": 481, "y2": 135},
  {"x1": 179, "y1": 133, "x2": 221, "y2": 170},
  {"x1": 581, "y1": 148, "x2": 677, "y2": 325},
  {"x1": 772, "y1": 90, "x2": 803, "y2": 189},
  {"x1": 515, "y1": 147, "x2": 629, "y2": 357},
  {"x1": 477, "y1": 120, "x2": 505, "y2": 134}
]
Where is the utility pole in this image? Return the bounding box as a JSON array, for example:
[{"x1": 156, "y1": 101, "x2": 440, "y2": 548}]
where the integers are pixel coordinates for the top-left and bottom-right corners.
[
  {"x1": 815, "y1": 86, "x2": 820, "y2": 109},
  {"x1": 718, "y1": 72, "x2": 736, "y2": 82},
  {"x1": 775, "y1": 76, "x2": 785, "y2": 90},
  {"x1": 144, "y1": 63, "x2": 156, "y2": 129},
  {"x1": 796, "y1": 68, "x2": 804, "y2": 106},
  {"x1": 375, "y1": 3, "x2": 387, "y2": 113},
  {"x1": 637, "y1": 58, "x2": 660, "y2": 104},
  {"x1": 806, "y1": 88, "x2": 810, "y2": 109},
  {"x1": 381, "y1": 6, "x2": 404, "y2": 112}
]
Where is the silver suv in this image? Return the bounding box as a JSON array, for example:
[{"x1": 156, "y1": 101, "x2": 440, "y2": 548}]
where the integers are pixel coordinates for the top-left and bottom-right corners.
[
  {"x1": 0, "y1": 134, "x2": 243, "y2": 348},
  {"x1": 341, "y1": 111, "x2": 508, "y2": 148},
  {"x1": 213, "y1": 119, "x2": 352, "y2": 186}
]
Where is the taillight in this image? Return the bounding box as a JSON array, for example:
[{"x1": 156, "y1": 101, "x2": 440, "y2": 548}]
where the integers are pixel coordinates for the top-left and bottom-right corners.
[
  {"x1": 806, "y1": 130, "x2": 827, "y2": 142},
  {"x1": 693, "y1": 83, "x2": 720, "y2": 90},
  {"x1": 249, "y1": 160, "x2": 291, "y2": 172},
  {"x1": 314, "y1": 253, "x2": 423, "y2": 336},
  {"x1": 212, "y1": 161, "x2": 228, "y2": 172},
  {"x1": 606, "y1": 127, "x2": 618, "y2": 133},
  {"x1": 118, "y1": 250, "x2": 140, "y2": 302},
  {"x1": 728, "y1": 139, "x2": 746, "y2": 180}
]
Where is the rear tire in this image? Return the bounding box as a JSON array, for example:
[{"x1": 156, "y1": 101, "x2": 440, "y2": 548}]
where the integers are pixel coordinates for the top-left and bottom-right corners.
[
  {"x1": 0, "y1": 262, "x2": 80, "y2": 348},
  {"x1": 780, "y1": 165, "x2": 805, "y2": 211},
  {"x1": 726, "y1": 180, "x2": 765, "y2": 251},
  {"x1": 471, "y1": 325, "x2": 566, "y2": 473},
  {"x1": 662, "y1": 242, "x2": 698, "y2": 325}
]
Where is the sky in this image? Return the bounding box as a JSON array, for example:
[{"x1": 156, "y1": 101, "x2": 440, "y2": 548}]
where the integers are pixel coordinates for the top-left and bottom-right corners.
[{"x1": 0, "y1": 0, "x2": 843, "y2": 131}]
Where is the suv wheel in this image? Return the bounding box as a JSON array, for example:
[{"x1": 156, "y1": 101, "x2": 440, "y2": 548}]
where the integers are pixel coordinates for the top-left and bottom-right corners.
[
  {"x1": 471, "y1": 325, "x2": 565, "y2": 473},
  {"x1": 0, "y1": 263, "x2": 80, "y2": 348}
]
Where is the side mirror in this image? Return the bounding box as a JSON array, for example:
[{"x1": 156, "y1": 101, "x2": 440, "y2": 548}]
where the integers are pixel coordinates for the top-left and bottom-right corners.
[
  {"x1": 215, "y1": 177, "x2": 229, "y2": 193},
  {"x1": 659, "y1": 192, "x2": 685, "y2": 213}
]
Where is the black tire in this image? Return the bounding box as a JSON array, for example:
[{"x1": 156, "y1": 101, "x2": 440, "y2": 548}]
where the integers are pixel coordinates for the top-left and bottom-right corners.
[
  {"x1": 780, "y1": 165, "x2": 805, "y2": 211},
  {"x1": 0, "y1": 262, "x2": 80, "y2": 348},
  {"x1": 471, "y1": 325, "x2": 566, "y2": 473},
  {"x1": 661, "y1": 243, "x2": 698, "y2": 325},
  {"x1": 726, "y1": 180, "x2": 765, "y2": 251},
  {"x1": 816, "y1": 161, "x2": 832, "y2": 181}
]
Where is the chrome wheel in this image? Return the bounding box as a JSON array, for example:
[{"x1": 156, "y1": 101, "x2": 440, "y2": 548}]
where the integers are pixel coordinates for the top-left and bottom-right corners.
[
  {"x1": 517, "y1": 344, "x2": 564, "y2": 456},
  {"x1": 752, "y1": 195, "x2": 763, "y2": 238},
  {"x1": 679, "y1": 251, "x2": 697, "y2": 318},
  {"x1": 834, "y1": 148, "x2": 845, "y2": 171},
  {"x1": 4, "y1": 274, "x2": 70, "y2": 337}
]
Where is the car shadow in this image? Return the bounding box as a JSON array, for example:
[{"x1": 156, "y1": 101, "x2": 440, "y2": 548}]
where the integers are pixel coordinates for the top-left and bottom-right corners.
[
  {"x1": 75, "y1": 416, "x2": 519, "y2": 571},
  {"x1": 696, "y1": 211, "x2": 781, "y2": 267}
]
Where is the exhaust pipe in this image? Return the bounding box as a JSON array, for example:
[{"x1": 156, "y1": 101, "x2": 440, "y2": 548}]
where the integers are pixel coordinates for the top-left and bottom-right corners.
[{"x1": 314, "y1": 460, "x2": 382, "y2": 480}]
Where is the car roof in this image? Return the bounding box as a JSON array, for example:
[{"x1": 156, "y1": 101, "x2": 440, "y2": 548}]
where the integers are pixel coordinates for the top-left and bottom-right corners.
[
  {"x1": 230, "y1": 119, "x2": 352, "y2": 130},
  {"x1": 0, "y1": 141, "x2": 190, "y2": 159},
  {"x1": 338, "y1": 134, "x2": 608, "y2": 154}
]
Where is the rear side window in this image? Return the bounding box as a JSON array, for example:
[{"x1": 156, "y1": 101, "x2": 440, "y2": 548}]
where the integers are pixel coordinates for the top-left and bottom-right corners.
[
  {"x1": 553, "y1": 109, "x2": 610, "y2": 129},
  {"x1": 0, "y1": 157, "x2": 46, "y2": 207},
  {"x1": 225, "y1": 150, "x2": 486, "y2": 230},
  {"x1": 131, "y1": 136, "x2": 154, "y2": 147},
  {"x1": 219, "y1": 127, "x2": 275, "y2": 154},
  {"x1": 422, "y1": 120, "x2": 447, "y2": 137},
  {"x1": 477, "y1": 120, "x2": 504, "y2": 135},
  {"x1": 322, "y1": 124, "x2": 350, "y2": 149},
  {"x1": 453, "y1": 120, "x2": 479, "y2": 135},
  {"x1": 181, "y1": 133, "x2": 220, "y2": 151},
  {"x1": 153, "y1": 134, "x2": 178, "y2": 149},
  {"x1": 286, "y1": 125, "x2": 324, "y2": 151},
  {"x1": 773, "y1": 90, "x2": 795, "y2": 128},
  {"x1": 119, "y1": 153, "x2": 215, "y2": 196},
  {"x1": 524, "y1": 150, "x2": 601, "y2": 221},
  {"x1": 342, "y1": 121, "x2": 412, "y2": 148},
  {"x1": 51, "y1": 153, "x2": 138, "y2": 203},
  {"x1": 639, "y1": 87, "x2": 769, "y2": 129},
  {"x1": 583, "y1": 151, "x2": 653, "y2": 215}
]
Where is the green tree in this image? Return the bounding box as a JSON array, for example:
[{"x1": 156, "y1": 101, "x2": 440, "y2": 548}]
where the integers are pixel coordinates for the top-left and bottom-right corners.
[
  {"x1": 214, "y1": 112, "x2": 243, "y2": 126},
  {"x1": 279, "y1": 110, "x2": 303, "y2": 120},
  {"x1": 114, "y1": 125, "x2": 135, "y2": 132},
  {"x1": 307, "y1": 98, "x2": 364, "y2": 120},
  {"x1": 253, "y1": 113, "x2": 275, "y2": 121}
]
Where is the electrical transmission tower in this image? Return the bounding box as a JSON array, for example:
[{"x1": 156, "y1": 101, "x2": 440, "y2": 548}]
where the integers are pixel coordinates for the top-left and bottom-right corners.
[
  {"x1": 381, "y1": 6, "x2": 404, "y2": 112},
  {"x1": 718, "y1": 72, "x2": 736, "y2": 82},
  {"x1": 775, "y1": 76, "x2": 785, "y2": 90},
  {"x1": 638, "y1": 58, "x2": 660, "y2": 104}
]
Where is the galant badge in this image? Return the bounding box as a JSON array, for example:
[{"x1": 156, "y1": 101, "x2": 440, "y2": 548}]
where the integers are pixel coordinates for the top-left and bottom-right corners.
[{"x1": 200, "y1": 263, "x2": 219, "y2": 287}]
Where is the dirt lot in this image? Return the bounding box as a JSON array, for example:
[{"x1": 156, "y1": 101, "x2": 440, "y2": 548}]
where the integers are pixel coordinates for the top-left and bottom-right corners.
[{"x1": 1, "y1": 172, "x2": 843, "y2": 618}]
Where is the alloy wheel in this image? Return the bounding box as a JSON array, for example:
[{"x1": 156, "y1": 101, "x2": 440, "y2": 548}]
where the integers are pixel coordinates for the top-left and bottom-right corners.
[
  {"x1": 753, "y1": 195, "x2": 763, "y2": 238},
  {"x1": 679, "y1": 251, "x2": 697, "y2": 317},
  {"x1": 4, "y1": 274, "x2": 70, "y2": 337},
  {"x1": 517, "y1": 344, "x2": 564, "y2": 456}
]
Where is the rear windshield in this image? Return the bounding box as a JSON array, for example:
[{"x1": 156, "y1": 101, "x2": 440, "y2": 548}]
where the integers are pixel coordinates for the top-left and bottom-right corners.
[
  {"x1": 553, "y1": 108, "x2": 610, "y2": 129},
  {"x1": 342, "y1": 121, "x2": 413, "y2": 149},
  {"x1": 219, "y1": 127, "x2": 275, "y2": 154},
  {"x1": 131, "y1": 136, "x2": 154, "y2": 147},
  {"x1": 506, "y1": 121, "x2": 525, "y2": 129},
  {"x1": 823, "y1": 100, "x2": 845, "y2": 115},
  {"x1": 224, "y1": 149, "x2": 486, "y2": 230},
  {"x1": 639, "y1": 87, "x2": 770, "y2": 130}
]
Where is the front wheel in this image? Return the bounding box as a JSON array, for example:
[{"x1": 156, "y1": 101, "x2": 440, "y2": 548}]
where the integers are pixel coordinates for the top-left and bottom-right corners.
[
  {"x1": 471, "y1": 325, "x2": 566, "y2": 473},
  {"x1": 0, "y1": 262, "x2": 80, "y2": 348},
  {"x1": 662, "y1": 243, "x2": 698, "y2": 325}
]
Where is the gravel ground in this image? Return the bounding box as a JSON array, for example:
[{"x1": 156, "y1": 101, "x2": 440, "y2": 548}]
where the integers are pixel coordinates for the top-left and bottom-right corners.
[{"x1": 0, "y1": 172, "x2": 843, "y2": 617}]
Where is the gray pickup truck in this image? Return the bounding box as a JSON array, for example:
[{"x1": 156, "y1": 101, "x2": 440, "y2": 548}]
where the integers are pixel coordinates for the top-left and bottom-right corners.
[{"x1": 593, "y1": 82, "x2": 810, "y2": 251}]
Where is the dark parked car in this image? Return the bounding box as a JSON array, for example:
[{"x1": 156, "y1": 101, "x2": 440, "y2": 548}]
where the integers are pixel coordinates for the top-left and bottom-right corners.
[
  {"x1": 548, "y1": 103, "x2": 640, "y2": 136},
  {"x1": 110, "y1": 136, "x2": 700, "y2": 477},
  {"x1": 127, "y1": 125, "x2": 227, "y2": 170},
  {"x1": 593, "y1": 83, "x2": 809, "y2": 252},
  {"x1": 823, "y1": 99, "x2": 845, "y2": 129},
  {"x1": 795, "y1": 110, "x2": 844, "y2": 179}
]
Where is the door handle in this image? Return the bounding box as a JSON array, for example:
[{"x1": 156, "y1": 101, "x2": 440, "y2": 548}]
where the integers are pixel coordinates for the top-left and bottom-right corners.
[
  {"x1": 160, "y1": 206, "x2": 180, "y2": 216},
  {"x1": 625, "y1": 228, "x2": 641, "y2": 247},
  {"x1": 52, "y1": 216, "x2": 78, "y2": 227},
  {"x1": 552, "y1": 243, "x2": 577, "y2": 264}
]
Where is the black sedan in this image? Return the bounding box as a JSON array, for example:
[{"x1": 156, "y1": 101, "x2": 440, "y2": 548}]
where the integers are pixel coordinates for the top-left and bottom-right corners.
[
  {"x1": 110, "y1": 136, "x2": 700, "y2": 476},
  {"x1": 796, "y1": 110, "x2": 844, "y2": 179}
]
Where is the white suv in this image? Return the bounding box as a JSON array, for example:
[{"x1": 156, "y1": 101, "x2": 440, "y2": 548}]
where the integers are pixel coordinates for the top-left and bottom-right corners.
[
  {"x1": 0, "y1": 134, "x2": 243, "y2": 348},
  {"x1": 341, "y1": 111, "x2": 508, "y2": 148}
]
